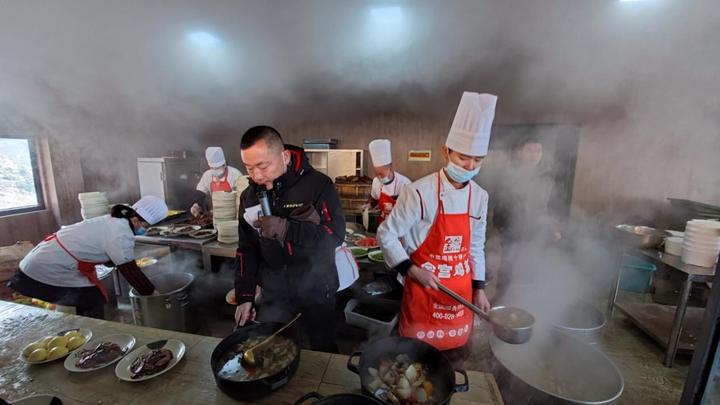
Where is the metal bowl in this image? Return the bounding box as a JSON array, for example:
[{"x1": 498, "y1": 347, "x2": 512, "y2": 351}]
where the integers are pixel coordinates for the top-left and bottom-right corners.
[{"x1": 615, "y1": 224, "x2": 669, "y2": 249}]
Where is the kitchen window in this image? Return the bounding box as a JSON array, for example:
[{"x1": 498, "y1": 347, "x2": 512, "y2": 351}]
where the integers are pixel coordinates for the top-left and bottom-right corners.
[{"x1": 0, "y1": 136, "x2": 45, "y2": 216}]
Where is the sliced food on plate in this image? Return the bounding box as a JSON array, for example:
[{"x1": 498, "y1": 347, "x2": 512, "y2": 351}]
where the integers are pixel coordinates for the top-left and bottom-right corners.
[
  {"x1": 356, "y1": 236, "x2": 379, "y2": 248},
  {"x1": 350, "y1": 247, "x2": 368, "y2": 259},
  {"x1": 64, "y1": 334, "x2": 135, "y2": 372},
  {"x1": 367, "y1": 250, "x2": 385, "y2": 263},
  {"x1": 115, "y1": 339, "x2": 186, "y2": 382},
  {"x1": 189, "y1": 229, "x2": 217, "y2": 239},
  {"x1": 20, "y1": 328, "x2": 92, "y2": 364}
]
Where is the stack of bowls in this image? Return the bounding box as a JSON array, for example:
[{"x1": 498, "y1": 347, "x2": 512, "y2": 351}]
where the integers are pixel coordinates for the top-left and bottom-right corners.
[
  {"x1": 78, "y1": 192, "x2": 109, "y2": 220},
  {"x1": 216, "y1": 220, "x2": 239, "y2": 244},
  {"x1": 682, "y1": 220, "x2": 720, "y2": 267},
  {"x1": 212, "y1": 191, "x2": 237, "y2": 227}
]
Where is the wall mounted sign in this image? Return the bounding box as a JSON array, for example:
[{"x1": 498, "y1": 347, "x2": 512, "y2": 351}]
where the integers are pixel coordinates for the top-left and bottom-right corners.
[{"x1": 408, "y1": 150, "x2": 432, "y2": 162}]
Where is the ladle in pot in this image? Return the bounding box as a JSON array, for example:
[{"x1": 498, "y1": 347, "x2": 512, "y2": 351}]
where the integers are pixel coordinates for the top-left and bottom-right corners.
[
  {"x1": 437, "y1": 283, "x2": 534, "y2": 344},
  {"x1": 241, "y1": 313, "x2": 302, "y2": 369}
]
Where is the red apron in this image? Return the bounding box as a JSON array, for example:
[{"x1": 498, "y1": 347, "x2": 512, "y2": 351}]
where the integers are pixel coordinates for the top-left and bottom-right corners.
[
  {"x1": 43, "y1": 234, "x2": 110, "y2": 302},
  {"x1": 210, "y1": 167, "x2": 232, "y2": 192},
  {"x1": 377, "y1": 188, "x2": 397, "y2": 225},
  {"x1": 398, "y1": 171, "x2": 474, "y2": 351}
]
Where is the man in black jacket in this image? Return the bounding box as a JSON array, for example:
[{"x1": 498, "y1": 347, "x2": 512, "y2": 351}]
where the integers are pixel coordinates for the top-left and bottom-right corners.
[{"x1": 234, "y1": 125, "x2": 344, "y2": 352}]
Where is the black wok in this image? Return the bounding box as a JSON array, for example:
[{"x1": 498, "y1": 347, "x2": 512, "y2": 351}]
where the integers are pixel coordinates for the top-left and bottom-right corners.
[
  {"x1": 347, "y1": 337, "x2": 468, "y2": 405},
  {"x1": 295, "y1": 391, "x2": 386, "y2": 405},
  {"x1": 210, "y1": 321, "x2": 301, "y2": 401}
]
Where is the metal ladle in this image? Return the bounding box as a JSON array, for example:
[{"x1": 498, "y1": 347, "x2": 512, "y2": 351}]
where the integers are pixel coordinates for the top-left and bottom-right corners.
[
  {"x1": 241, "y1": 313, "x2": 301, "y2": 369},
  {"x1": 437, "y1": 284, "x2": 534, "y2": 344}
]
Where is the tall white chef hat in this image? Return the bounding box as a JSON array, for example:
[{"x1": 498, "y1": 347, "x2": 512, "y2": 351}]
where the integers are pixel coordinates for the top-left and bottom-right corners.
[
  {"x1": 132, "y1": 195, "x2": 168, "y2": 225},
  {"x1": 205, "y1": 146, "x2": 226, "y2": 167},
  {"x1": 369, "y1": 139, "x2": 392, "y2": 167},
  {"x1": 445, "y1": 92, "x2": 497, "y2": 157}
]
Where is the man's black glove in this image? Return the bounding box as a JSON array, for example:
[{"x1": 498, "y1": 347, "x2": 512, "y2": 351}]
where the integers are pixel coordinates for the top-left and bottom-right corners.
[{"x1": 253, "y1": 216, "x2": 289, "y2": 243}]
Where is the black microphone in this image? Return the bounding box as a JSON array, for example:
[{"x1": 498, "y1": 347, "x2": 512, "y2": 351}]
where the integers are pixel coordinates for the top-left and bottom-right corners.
[{"x1": 258, "y1": 190, "x2": 272, "y2": 216}]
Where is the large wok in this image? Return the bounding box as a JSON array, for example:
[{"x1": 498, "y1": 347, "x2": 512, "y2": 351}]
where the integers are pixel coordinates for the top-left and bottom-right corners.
[
  {"x1": 210, "y1": 321, "x2": 301, "y2": 401},
  {"x1": 347, "y1": 336, "x2": 468, "y2": 405},
  {"x1": 491, "y1": 327, "x2": 624, "y2": 404}
]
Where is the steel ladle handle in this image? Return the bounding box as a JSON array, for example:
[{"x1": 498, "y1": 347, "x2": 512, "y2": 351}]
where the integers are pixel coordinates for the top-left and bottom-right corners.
[{"x1": 436, "y1": 283, "x2": 491, "y2": 323}]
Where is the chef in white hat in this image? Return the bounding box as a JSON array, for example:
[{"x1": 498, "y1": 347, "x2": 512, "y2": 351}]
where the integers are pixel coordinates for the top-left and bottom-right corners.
[
  {"x1": 191, "y1": 146, "x2": 246, "y2": 217},
  {"x1": 367, "y1": 139, "x2": 412, "y2": 225},
  {"x1": 8, "y1": 195, "x2": 168, "y2": 319},
  {"x1": 376, "y1": 92, "x2": 496, "y2": 363}
]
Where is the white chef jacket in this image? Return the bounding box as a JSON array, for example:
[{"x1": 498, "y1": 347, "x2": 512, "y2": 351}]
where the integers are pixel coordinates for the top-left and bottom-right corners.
[
  {"x1": 370, "y1": 172, "x2": 412, "y2": 200},
  {"x1": 376, "y1": 170, "x2": 488, "y2": 283},
  {"x1": 19, "y1": 215, "x2": 136, "y2": 287},
  {"x1": 195, "y1": 166, "x2": 245, "y2": 194}
]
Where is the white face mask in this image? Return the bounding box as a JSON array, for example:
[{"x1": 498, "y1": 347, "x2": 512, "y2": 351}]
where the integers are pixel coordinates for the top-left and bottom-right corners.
[
  {"x1": 211, "y1": 168, "x2": 225, "y2": 178},
  {"x1": 445, "y1": 160, "x2": 480, "y2": 183}
]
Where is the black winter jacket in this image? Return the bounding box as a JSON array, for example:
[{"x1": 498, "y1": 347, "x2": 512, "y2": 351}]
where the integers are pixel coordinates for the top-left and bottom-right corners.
[{"x1": 234, "y1": 145, "x2": 345, "y2": 305}]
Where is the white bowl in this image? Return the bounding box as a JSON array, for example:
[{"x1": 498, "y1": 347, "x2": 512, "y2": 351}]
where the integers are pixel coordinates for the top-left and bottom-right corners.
[
  {"x1": 685, "y1": 222, "x2": 720, "y2": 236},
  {"x1": 682, "y1": 248, "x2": 719, "y2": 268},
  {"x1": 683, "y1": 238, "x2": 720, "y2": 250},
  {"x1": 666, "y1": 230, "x2": 685, "y2": 238},
  {"x1": 683, "y1": 243, "x2": 720, "y2": 255},
  {"x1": 664, "y1": 237, "x2": 684, "y2": 256}
]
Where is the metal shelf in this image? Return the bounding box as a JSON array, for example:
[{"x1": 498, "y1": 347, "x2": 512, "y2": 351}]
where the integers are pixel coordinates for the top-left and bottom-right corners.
[{"x1": 615, "y1": 299, "x2": 705, "y2": 352}]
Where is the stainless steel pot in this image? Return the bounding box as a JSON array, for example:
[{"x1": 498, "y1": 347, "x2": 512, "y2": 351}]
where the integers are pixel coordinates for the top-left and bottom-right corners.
[
  {"x1": 129, "y1": 272, "x2": 196, "y2": 332},
  {"x1": 615, "y1": 225, "x2": 669, "y2": 249},
  {"x1": 550, "y1": 301, "x2": 606, "y2": 344},
  {"x1": 491, "y1": 327, "x2": 624, "y2": 405}
]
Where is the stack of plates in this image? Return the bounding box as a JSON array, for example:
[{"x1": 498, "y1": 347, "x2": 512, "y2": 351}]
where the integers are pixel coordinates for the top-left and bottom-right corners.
[
  {"x1": 78, "y1": 192, "x2": 109, "y2": 220},
  {"x1": 212, "y1": 191, "x2": 237, "y2": 227},
  {"x1": 682, "y1": 220, "x2": 720, "y2": 267},
  {"x1": 216, "y1": 220, "x2": 239, "y2": 244}
]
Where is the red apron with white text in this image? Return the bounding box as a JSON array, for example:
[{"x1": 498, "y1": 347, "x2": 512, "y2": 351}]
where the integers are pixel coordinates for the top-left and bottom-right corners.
[
  {"x1": 43, "y1": 234, "x2": 110, "y2": 302},
  {"x1": 377, "y1": 189, "x2": 397, "y2": 225},
  {"x1": 398, "y1": 172, "x2": 473, "y2": 351},
  {"x1": 210, "y1": 167, "x2": 233, "y2": 192}
]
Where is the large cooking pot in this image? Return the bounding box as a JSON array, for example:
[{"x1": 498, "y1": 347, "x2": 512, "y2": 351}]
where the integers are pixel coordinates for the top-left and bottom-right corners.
[
  {"x1": 211, "y1": 321, "x2": 301, "y2": 401},
  {"x1": 491, "y1": 327, "x2": 624, "y2": 404},
  {"x1": 129, "y1": 272, "x2": 196, "y2": 332},
  {"x1": 295, "y1": 391, "x2": 385, "y2": 405},
  {"x1": 550, "y1": 301, "x2": 606, "y2": 344},
  {"x1": 347, "y1": 337, "x2": 469, "y2": 405}
]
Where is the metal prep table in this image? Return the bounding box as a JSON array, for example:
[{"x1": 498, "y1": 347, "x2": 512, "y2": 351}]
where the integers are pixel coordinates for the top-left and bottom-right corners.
[{"x1": 607, "y1": 247, "x2": 717, "y2": 367}]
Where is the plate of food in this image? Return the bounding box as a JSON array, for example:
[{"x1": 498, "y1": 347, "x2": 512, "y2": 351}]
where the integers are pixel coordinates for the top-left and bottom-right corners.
[
  {"x1": 367, "y1": 250, "x2": 385, "y2": 263},
  {"x1": 64, "y1": 334, "x2": 135, "y2": 372},
  {"x1": 356, "y1": 236, "x2": 379, "y2": 249},
  {"x1": 350, "y1": 246, "x2": 369, "y2": 259},
  {"x1": 189, "y1": 229, "x2": 217, "y2": 239},
  {"x1": 135, "y1": 257, "x2": 157, "y2": 268},
  {"x1": 145, "y1": 226, "x2": 170, "y2": 237},
  {"x1": 19, "y1": 328, "x2": 92, "y2": 365},
  {"x1": 115, "y1": 339, "x2": 185, "y2": 382},
  {"x1": 6, "y1": 395, "x2": 65, "y2": 405},
  {"x1": 225, "y1": 288, "x2": 236, "y2": 305},
  {"x1": 170, "y1": 225, "x2": 202, "y2": 236}
]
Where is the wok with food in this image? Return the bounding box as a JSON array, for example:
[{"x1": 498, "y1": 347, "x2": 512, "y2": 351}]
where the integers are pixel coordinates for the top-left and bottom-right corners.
[
  {"x1": 211, "y1": 321, "x2": 301, "y2": 401},
  {"x1": 348, "y1": 337, "x2": 468, "y2": 405}
]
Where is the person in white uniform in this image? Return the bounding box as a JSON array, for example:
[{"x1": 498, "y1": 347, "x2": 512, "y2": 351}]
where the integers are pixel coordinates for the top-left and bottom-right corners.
[
  {"x1": 376, "y1": 92, "x2": 496, "y2": 366},
  {"x1": 367, "y1": 139, "x2": 412, "y2": 226},
  {"x1": 8, "y1": 196, "x2": 168, "y2": 319},
  {"x1": 190, "y1": 146, "x2": 247, "y2": 217}
]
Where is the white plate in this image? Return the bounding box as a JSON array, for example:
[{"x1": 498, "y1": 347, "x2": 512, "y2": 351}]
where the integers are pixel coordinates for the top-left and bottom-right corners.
[
  {"x1": 115, "y1": 339, "x2": 185, "y2": 382},
  {"x1": 8, "y1": 394, "x2": 64, "y2": 405},
  {"x1": 19, "y1": 328, "x2": 93, "y2": 365},
  {"x1": 367, "y1": 250, "x2": 385, "y2": 263},
  {"x1": 64, "y1": 334, "x2": 135, "y2": 372}
]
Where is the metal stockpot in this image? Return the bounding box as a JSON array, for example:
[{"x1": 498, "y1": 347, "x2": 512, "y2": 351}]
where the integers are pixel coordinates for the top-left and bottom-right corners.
[{"x1": 129, "y1": 272, "x2": 196, "y2": 332}]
